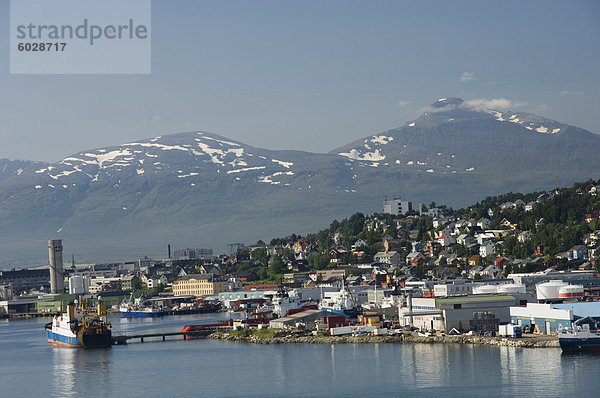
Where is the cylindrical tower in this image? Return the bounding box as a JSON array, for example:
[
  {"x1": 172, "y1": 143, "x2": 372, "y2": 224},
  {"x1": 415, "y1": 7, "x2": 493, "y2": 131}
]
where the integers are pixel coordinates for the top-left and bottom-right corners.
[{"x1": 49, "y1": 239, "x2": 64, "y2": 294}]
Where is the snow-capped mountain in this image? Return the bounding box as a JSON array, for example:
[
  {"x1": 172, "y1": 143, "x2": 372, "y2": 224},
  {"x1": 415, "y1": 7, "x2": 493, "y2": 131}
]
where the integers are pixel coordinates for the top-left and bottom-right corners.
[
  {"x1": 1, "y1": 98, "x2": 599, "y2": 266},
  {"x1": 30, "y1": 132, "x2": 303, "y2": 191},
  {"x1": 332, "y1": 97, "x2": 599, "y2": 177}
]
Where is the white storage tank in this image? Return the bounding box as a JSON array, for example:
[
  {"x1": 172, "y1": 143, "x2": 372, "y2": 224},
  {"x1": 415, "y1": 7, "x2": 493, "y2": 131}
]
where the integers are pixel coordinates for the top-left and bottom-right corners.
[
  {"x1": 558, "y1": 285, "x2": 584, "y2": 300},
  {"x1": 497, "y1": 283, "x2": 526, "y2": 294},
  {"x1": 536, "y1": 280, "x2": 569, "y2": 301},
  {"x1": 472, "y1": 285, "x2": 497, "y2": 295},
  {"x1": 68, "y1": 275, "x2": 89, "y2": 295}
]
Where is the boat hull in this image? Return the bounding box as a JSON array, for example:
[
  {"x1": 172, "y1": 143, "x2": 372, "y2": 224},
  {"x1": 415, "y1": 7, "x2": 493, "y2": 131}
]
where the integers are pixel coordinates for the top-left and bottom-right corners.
[
  {"x1": 46, "y1": 329, "x2": 112, "y2": 348},
  {"x1": 559, "y1": 336, "x2": 600, "y2": 353},
  {"x1": 120, "y1": 310, "x2": 168, "y2": 318},
  {"x1": 47, "y1": 330, "x2": 79, "y2": 348},
  {"x1": 320, "y1": 307, "x2": 360, "y2": 317}
]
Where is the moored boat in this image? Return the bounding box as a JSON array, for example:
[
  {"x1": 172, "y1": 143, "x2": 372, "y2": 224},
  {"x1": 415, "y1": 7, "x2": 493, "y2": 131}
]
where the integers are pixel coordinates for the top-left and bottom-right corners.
[
  {"x1": 45, "y1": 299, "x2": 112, "y2": 348},
  {"x1": 119, "y1": 295, "x2": 170, "y2": 318},
  {"x1": 119, "y1": 303, "x2": 170, "y2": 318},
  {"x1": 558, "y1": 317, "x2": 600, "y2": 352},
  {"x1": 319, "y1": 286, "x2": 360, "y2": 317}
]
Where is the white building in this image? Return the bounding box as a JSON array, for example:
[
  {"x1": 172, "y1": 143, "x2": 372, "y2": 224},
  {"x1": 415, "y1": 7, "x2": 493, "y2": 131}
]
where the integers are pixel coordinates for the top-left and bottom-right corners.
[
  {"x1": 374, "y1": 251, "x2": 402, "y2": 266},
  {"x1": 383, "y1": 198, "x2": 412, "y2": 215},
  {"x1": 480, "y1": 242, "x2": 495, "y2": 258},
  {"x1": 68, "y1": 275, "x2": 89, "y2": 295}
]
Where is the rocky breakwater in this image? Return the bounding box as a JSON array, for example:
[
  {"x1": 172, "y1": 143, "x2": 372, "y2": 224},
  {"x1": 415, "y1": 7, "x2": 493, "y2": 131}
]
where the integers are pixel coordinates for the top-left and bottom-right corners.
[
  {"x1": 403, "y1": 334, "x2": 559, "y2": 348},
  {"x1": 207, "y1": 330, "x2": 559, "y2": 348},
  {"x1": 207, "y1": 331, "x2": 404, "y2": 344}
]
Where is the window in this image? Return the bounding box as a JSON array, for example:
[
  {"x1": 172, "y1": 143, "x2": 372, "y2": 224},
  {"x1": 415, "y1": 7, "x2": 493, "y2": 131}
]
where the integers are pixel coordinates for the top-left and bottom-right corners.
[
  {"x1": 454, "y1": 304, "x2": 461, "y2": 309},
  {"x1": 473, "y1": 311, "x2": 495, "y2": 319}
]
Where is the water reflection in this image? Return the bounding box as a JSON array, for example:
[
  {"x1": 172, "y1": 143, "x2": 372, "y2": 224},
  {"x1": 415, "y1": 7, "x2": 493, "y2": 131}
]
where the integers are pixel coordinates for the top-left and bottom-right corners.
[{"x1": 51, "y1": 347, "x2": 112, "y2": 398}]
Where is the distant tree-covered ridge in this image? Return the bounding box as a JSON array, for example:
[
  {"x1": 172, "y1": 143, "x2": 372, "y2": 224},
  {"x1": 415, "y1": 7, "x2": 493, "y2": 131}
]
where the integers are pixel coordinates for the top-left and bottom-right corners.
[{"x1": 226, "y1": 179, "x2": 600, "y2": 279}]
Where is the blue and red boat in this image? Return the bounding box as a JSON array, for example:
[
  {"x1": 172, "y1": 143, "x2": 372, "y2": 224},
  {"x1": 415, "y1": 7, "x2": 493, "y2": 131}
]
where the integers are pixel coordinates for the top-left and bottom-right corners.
[{"x1": 45, "y1": 299, "x2": 112, "y2": 348}]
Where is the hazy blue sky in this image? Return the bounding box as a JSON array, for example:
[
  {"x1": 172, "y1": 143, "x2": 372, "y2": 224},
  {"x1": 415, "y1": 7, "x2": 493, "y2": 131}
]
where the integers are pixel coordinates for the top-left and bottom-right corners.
[{"x1": 1, "y1": 0, "x2": 599, "y2": 162}]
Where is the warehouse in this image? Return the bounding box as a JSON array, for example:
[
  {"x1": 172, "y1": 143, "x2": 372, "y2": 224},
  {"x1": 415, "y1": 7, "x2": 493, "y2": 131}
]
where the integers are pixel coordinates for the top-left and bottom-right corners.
[
  {"x1": 269, "y1": 309, "x2": 327, "y2": 329},
  {"x1": 510, "y1": 303, "x2": 573, "y2": 334}
]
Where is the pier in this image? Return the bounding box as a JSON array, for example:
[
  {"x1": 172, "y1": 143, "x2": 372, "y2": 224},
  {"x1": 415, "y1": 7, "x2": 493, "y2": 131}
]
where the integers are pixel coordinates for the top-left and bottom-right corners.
[{"x1": 112, "y1": 329, "x2": 217, "y2": 345}]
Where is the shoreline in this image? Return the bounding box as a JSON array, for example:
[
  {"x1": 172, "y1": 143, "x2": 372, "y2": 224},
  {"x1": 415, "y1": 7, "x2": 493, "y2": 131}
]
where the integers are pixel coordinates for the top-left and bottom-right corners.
[{"x1": 207, "y1": 331, "x2": 560, "y2": 348}]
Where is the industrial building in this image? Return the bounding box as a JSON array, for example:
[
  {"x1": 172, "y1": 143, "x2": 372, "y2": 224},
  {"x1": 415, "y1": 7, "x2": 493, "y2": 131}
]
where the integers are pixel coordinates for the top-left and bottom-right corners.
[
  {"x1": 400, "y1": 295, "x2": 517, "y2": 332},
  {"x1": 0, "y1": 268, "x2": 50, "y2": 293},
  {"x1": 510, "y1": 302, "x2": 600, "y2": 334},
  {"x1": 269, "y1": 309, "x2": 327, "y2": 329}
]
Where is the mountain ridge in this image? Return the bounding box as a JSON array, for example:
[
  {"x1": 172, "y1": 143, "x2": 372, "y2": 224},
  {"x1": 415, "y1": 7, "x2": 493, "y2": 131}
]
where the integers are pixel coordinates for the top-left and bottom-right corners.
[{"x1": 1, "y1": 98, "x2": 599, "y2": 267}]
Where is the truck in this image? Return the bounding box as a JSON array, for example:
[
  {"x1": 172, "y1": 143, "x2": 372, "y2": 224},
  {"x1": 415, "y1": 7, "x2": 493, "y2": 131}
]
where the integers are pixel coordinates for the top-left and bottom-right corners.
[{"x1": 498, "y1": 323, "x2": 522, "y2": 338}]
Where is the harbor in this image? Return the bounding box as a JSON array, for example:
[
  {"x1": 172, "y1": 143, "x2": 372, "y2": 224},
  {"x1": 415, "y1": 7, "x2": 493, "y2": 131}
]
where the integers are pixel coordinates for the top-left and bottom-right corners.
[{"x1": 1, "y1": 315, "x2": 598, "y2": 398}]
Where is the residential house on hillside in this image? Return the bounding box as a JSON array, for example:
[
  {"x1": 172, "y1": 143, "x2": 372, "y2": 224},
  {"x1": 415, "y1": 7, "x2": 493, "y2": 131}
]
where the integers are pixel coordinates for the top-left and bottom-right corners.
[
  {"x1": 500, "y1": 218, "x2": 517, "y2": 229},
  {"x1": 329, "y1": 247, "x2": 349, "y2": 263},
  {"x1": 514, "y1": 199, "x2": 525, "y2": 207},
  {"x1": 481, "y1": 265, "x2": 502, "y2": 279},
  {"x1": 568, "y1": 245, "x2": 587, "y2": 261},
  {"x1": 352, "y1": 239, "x2": 367, "y2": 251},
  {"x1": 468, "y1": 266, "x2": 483, "y2": 279},
  {"x1": 411, "y1": 242, "x2": 424, "y2": 252},
  {"x1": 145, "y1": 274, "x2": 168, "y2": 289},
  {"x1": 198, "y1": 264, "x2": 222, "y2": 276},
  {"x1": 476, "y1": 232, "x2": 495, "y2": 245},
  {"x1": 480, "y1": 242, "x2": 495, "y2": 258},
  {"x1": 586, "y1": 210, "x2": 600, "y2": 223},
  {"x1": 457, "y1": 234, "x2": 475, "y2": 247},
  {"x1": 120, "y1": 275, "x2": 139, "y2": 291},
  {"x1": 438, "y1": 234, "x2": 456, "y2": 247},
  {"x1": 495, "y1": 257, "x2": 509, "y2": 270},
  {"x1": 468, "y1": 255, "x2": 481, "y2": 266},
  {"x1": 432, "y1": 217, "x2": 449, "y2": 229},
  {"x1": 525, "y1": 201, "x2": 538, "y2": 212},
  {"x1": 477, "y1": 218, "x2": 491, "y2": 229},
  {"x1": 374, "y1": 251, "x2": 402, "y2": 266},
  {"x1": 435, "y1": 226, "x2": 453, "y2": 238},
  {"x1": 518, "y1": 231, "x2": 533, "y2": 243},
  {"x1": 406, "y1": 252, "x2": 426, "y2": 267}
]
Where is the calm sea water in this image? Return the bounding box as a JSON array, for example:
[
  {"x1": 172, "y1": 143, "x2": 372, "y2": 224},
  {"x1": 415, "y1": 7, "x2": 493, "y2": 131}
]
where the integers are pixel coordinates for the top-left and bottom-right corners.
[{"x1": 1, "y1": 313, "x2": 600, "y2": 398}]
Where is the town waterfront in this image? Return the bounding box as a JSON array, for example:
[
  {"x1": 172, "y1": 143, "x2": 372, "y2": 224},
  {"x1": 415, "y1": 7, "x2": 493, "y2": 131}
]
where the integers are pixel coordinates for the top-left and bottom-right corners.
[{"x1": 1, "y1": 315, "x2": 600, "y2": 397}]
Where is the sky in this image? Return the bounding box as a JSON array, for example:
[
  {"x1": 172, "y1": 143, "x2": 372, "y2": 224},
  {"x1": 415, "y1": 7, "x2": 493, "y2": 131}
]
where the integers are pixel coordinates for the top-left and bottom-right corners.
[{"x1": 1, "y1": 0, "x2": 599, "y2": 163}]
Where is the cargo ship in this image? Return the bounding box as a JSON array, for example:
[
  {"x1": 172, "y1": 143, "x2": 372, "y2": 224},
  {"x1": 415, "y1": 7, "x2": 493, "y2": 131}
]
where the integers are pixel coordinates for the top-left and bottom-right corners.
[
  {"x1": 45, "y1": 299, "x2": 112, "y2": 348},
  {"x1": 558, "y1": 317, "x2": 600, "y2": 352}
]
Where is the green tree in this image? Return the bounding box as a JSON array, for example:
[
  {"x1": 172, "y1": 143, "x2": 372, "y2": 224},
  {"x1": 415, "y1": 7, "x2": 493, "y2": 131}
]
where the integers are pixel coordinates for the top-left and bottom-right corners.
[
  {"x1": 268, "y1": 255, "x2": 284, "y2": 276},
  {"x1": 252, "y1": 248, "x2": 268, "y2": 266},
  {"x1": 283, "y1": 247, "x2": 295, "y2": 261},
  {"x1": 308, "y1": 253, "x2": 330, "y2": 270}
]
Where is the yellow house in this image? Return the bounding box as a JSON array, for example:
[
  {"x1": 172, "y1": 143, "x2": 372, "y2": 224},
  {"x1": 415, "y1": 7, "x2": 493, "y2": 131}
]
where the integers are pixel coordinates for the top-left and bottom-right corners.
[{"x1": 172, "y1": 274, "x2": 229, "y2": 297}]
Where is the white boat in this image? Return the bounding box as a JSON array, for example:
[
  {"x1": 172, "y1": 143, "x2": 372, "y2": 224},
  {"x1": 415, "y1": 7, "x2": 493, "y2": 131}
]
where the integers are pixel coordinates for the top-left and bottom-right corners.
[
  {"x1": 559, "y1": 317, "x2": 600, "y2": 352},
  {"x1": 319, "y1": 286, "x2": 359, "y2": 317}
]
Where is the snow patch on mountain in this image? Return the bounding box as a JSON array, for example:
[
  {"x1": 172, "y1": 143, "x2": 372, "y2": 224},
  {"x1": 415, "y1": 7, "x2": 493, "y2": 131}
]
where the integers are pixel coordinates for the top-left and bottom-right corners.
[
  {"x1": 370, "y1": 135, "x2": 393, "y2": 145},
  {"x1": 82, "y1": 149, "x2": 134, "y2": 168},
  {"x1": 338, "y1": 148, "x2": 385, "y2": 162},
  {"x1": 258, "y1": 175, "x2": 280, "y2": 185},
  {"x1": 177, "y1": 172, "x2": 199, "y2": 178},
  {"x1": 200, "y1": 134, "x2": 240, "y2": 147},
  {"x1": 272, "y1": 159, "x2": 293, "y2": 168},
  {"x1": 226, "y1": 166, "x2": 266, "y2": 174},
  {"x1": 48, "y1": 169, "x2": 78, "y2": 179}
]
